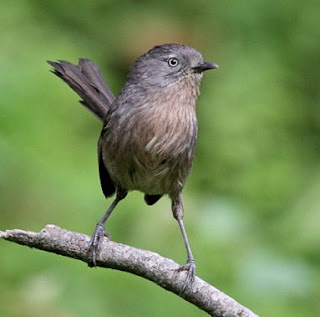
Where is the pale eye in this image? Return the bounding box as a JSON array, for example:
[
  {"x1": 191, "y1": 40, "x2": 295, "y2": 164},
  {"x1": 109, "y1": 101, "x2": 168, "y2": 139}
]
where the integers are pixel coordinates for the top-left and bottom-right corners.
[{"x1": 168, "y1": 57, "x2": 179, "y2": 67}]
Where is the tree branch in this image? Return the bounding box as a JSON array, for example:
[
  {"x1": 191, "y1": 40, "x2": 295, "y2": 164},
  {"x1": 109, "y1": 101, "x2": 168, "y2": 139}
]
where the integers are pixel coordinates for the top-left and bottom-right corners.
[{"x1": 0, "y1": 225, "x2": 258, "y2": 317}]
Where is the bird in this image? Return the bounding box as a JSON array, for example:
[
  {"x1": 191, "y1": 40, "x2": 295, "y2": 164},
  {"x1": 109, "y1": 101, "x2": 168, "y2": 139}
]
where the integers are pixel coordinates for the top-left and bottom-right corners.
[{"x1": 48, "y1": 43, "x2": 218, "y2": 283}]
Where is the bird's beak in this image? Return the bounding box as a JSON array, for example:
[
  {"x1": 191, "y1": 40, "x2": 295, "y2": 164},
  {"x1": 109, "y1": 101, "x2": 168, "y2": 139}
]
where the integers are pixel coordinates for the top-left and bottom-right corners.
[{"x1": 192, "y1": 61, "x2": 219, "y2": 73}]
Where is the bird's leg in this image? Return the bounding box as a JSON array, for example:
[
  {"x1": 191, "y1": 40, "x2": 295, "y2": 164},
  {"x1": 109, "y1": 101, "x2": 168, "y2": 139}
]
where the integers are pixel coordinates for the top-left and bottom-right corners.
[
  {"x1": 88, "y1": 190, "x2": 127, "y2": 267},
  {"x1": 171, "y1": 194, "x2": 196, "y2": 286}
]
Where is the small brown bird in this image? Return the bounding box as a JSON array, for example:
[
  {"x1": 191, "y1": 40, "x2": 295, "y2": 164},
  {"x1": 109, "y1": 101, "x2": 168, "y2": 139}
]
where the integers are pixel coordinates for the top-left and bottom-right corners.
[{"x1": 48, "y1": 44, "x2": 218, "y2": 282}]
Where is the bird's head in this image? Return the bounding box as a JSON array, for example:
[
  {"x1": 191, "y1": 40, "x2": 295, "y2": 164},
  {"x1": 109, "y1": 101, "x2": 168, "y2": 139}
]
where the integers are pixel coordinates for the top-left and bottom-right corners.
[{"x1": 127, "y1": 44, "x2": 218, "y2": 89}]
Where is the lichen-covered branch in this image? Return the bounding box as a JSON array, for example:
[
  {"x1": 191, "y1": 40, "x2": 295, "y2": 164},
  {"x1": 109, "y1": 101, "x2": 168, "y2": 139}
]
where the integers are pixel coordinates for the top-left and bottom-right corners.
[{"x1": 0, "y1": 225, "x2": 258, "y2": 317}]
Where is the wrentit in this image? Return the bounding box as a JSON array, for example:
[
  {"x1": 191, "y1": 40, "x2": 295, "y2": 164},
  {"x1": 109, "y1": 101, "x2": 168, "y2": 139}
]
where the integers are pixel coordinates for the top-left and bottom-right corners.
[{"x1": 48, "y1": 44, "x2": 218, "y2": 283}]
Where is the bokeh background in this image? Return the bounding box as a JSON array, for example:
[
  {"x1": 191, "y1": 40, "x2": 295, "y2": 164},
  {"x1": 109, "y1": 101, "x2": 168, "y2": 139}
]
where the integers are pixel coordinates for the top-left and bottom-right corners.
[{"x1": 1, "y1": 1, "x2": 319, "y2": 316}]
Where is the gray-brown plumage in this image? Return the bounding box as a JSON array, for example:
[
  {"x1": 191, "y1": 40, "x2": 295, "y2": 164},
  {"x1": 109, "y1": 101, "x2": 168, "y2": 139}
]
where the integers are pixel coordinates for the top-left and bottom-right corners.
[{"x1": 48, "y1": 44, "x2": 218, "y2": 283}]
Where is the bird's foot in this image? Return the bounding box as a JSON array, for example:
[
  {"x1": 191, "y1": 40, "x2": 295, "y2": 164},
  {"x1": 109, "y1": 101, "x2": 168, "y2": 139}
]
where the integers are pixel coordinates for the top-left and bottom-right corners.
[
  {"x1": 87, "y1": 224, "x2": 110, "y2": 267},
  {"x1": 176, "y1": 259, "x2": 196, "y2": 290}
]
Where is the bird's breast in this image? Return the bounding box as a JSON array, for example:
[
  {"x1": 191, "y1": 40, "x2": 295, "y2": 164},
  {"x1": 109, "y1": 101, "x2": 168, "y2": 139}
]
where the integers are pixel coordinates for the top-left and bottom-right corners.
[{"x1": 102, "y1": 79, "x2": 199, "y2": 196}]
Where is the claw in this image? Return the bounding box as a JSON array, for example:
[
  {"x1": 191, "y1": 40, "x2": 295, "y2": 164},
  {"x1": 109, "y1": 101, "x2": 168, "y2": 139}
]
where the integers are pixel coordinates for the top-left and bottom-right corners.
[
  {"x1": 176, "y1": 260, "x2": 196, "y2": 291},
  {"x1": 87, "y1": 224, "x2": 110, "y2": 267}
]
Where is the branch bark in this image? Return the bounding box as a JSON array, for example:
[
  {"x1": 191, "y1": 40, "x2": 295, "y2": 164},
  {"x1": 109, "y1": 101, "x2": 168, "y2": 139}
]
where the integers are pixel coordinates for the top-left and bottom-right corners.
[{"x1": 0, "y1": 225, "x2": 258, "y2": 317}]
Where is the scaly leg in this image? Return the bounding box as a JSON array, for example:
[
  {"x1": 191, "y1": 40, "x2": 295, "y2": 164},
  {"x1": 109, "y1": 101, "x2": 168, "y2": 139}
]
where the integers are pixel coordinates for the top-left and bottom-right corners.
[
  {"x1": 171, "y1": 194, "x2": 196, "y2": 286},
  {"x1": 88, "y1": 190, "x2": 127, "y2": 266}
]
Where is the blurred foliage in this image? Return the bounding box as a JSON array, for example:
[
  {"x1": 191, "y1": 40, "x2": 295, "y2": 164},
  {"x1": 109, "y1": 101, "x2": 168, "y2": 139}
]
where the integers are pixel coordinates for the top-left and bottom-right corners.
[{"x1": 0, "y1": 0, "x2": 319, "y2": 316}]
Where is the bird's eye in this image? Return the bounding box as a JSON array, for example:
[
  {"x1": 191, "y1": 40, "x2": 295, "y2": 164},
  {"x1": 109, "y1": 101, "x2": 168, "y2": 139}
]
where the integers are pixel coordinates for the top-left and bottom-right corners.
[{"x1": 168, "y1": 57, "x2": 179, "y2": 67}]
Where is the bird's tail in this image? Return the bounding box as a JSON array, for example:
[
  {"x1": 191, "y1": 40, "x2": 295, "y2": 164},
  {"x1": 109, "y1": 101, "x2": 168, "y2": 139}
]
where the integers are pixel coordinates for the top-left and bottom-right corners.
[{"x1": 48, "y1": 59, "x2": 115, "y2": 121}]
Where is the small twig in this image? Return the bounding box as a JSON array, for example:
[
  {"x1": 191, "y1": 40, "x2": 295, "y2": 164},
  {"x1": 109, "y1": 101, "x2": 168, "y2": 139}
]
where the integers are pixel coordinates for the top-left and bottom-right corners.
[{"x1": 0, "y1": 225, "x2": 258, "y2": 317}]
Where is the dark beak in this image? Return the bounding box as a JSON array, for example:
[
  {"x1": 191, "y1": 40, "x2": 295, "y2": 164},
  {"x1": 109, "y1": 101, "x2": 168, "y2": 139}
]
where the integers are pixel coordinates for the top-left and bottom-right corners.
[{"x1": 192, "y1": 61, "x2": 219, "y2": 73}]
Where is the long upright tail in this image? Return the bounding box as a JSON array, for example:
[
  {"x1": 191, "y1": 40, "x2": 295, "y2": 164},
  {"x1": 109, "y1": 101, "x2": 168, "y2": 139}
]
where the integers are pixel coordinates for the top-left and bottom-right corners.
[{"x1": 48, "y1": 59, "x2": 115, "y2": 121}]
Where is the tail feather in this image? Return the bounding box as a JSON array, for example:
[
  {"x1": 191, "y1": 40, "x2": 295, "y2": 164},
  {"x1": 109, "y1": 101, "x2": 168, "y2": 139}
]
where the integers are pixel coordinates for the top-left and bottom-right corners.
[
  {"x1": 78, "y1": 58, "x2": 115, "y2": 106},
  {"x1": 48, "y1": 59, "x2": 115, "y2": 121}
]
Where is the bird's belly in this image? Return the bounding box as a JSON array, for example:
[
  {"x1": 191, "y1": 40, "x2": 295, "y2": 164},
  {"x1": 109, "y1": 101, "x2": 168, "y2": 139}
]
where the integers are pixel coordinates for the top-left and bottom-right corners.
[
  {"x1": 102, "y1": 97, "x2": 197, "y2": 196},
  {"x1": 105, "y1": 148, "x2": 191, "y2": 196},
  {"x1": 127, "y1": 160, "x2": 173, "y2": 194}
]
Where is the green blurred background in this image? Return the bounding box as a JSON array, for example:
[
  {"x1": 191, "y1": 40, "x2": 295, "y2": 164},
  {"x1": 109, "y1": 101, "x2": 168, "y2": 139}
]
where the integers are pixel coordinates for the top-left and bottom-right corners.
[{"x1": 1, "y1": 1, "x2": 319, "y2": 316}]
